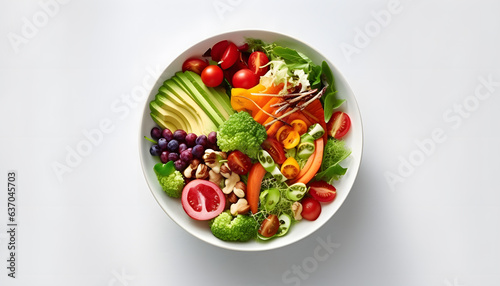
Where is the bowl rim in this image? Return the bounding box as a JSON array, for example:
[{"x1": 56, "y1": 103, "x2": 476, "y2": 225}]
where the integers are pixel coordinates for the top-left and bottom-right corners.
[{"x1": 138, "y1": 29, "x2": 364, "y2": 252}]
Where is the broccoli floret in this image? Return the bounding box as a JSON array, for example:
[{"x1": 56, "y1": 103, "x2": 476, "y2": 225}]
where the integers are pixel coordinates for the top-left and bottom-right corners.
[
  {"x1": 217, "y1": 111, "x2": 267, "y2": 159},
  {"x1": 154, "y1": 163, "x2": 185, "y2": 198},
  {"x1": 210, "y1": 212, "x2": 259, "y2": 242}
]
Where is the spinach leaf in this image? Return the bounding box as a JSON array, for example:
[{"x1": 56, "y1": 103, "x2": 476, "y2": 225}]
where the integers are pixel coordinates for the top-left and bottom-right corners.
[
  {"x1": 320, "y1": 61, "x2": 345, "y2": 122},
  {"x1": 273, "y1": 46, "x2": 310, "y2": 64}
]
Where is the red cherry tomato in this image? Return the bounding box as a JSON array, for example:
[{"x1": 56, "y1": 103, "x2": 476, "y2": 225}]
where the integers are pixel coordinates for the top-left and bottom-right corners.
[
  {"x1": 300, "y1": 197, "x2": 321, "y2": 221},
  {"x1": 227, "y1": 150, "x2": 252, "y2": 175},
  {"x1": 232, "y1": 69, "x2": 259, "y2": 89},
  {"x1": 220, "y1": 42, "x2": 239, "y2": 69},
  {"x1": 181, "y1": 179, "x2": 226, "y2": 220},
  {"x1": 248, "y1": 51, "x2": 270, "y2": 77},
  {"x1": 258, "y1": 214, "x2": 280, "y2": 237},
  {"x1": 211, "y1": 40, "x2": 230, "y2": 62},
  {"x1": 261, "y1": 138, "x2": 286, "y2": 165},
  {"x1": 327, "y1": 111, "x2": 351, "y2": 139},
  {"x1": 308, "y1": 181, "x2": 337, "y2": 202},
  {"x1": 223, "y1": 59, "x2": 248, "y2": 86},
  {"x1": 182, "y1": 58, "x2": 209, "y2": 75},
  {"x1": 201, "y1": 65, "x2": 224, "y2": 87}
]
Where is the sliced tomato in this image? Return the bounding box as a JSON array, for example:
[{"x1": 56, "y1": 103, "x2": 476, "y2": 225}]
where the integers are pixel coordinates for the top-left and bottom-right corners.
[
  {"x1": 282, "y1": 130, "x2": 300, "y2": 149},
  {"x1": 327, "y1": 111, "x2": 351, "y2": 139},
  {"x1": 308, "y1": 181, "x2": 337, "y2": 202},
  {"x1": 211, "y1": 40, "x2": 230, "y2": 62},
  {"x1": 182, "y1": 58, "x2": 208, "y2": 75},
  {"x1": 290, "y1": 119, "x2": 308, "y2": 135},
  {"x1": 300, "y1": 197, "x2": 321, "y2": 221},
  {"x1": 281, "y1": 157, "x2": 300, "y2": 180},
  {"x1": 261, "y1": 138, "x2": 286, "y2": 165},
  {"x1": 248, "y1": 51, "x2": 270, "y2": 77},
  {"x1": 227, "y1": 150, "x2": 252, "y2": 175},
  {"x1": 258, "y1": 214, "x2": 280, "y2": 237},
  {"x1": 220, "y1": 42, "x2": 239, "y2": 69},
  {"x1": 276, "y1": 125, "x2": 293, "y2": 143},
  {"x1": 181, "y1": 180, "x2": 226, "y2": 220}
]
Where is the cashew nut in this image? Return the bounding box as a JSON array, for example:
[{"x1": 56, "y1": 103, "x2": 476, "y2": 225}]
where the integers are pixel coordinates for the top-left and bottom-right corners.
[
  {"x1": 291, "y1": 202, "x2": 303, "y2": 221},
  {"x1": 183, "y1": 159, "x2": 200, "y2": 179},
  {"x1": 230, "y1": 198, "x2": 250, "y2": 216},
  {"x1": 233, "y1": 181, "x2": 246, "y2": 198}
]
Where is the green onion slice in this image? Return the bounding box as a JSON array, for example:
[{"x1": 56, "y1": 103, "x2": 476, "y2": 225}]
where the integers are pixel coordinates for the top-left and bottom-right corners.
[
  {"x1": 286, "y1": 183, "x2": 308, "y2": 201},
  {"x1": 307, "y1": 123, "x2": 325, "y2": 140},
  {"x1": 276, "y1": 214, "x2": 292, "y2": 237},
  {"x1": 258, "y1": 150, "x2": 275, "y2": 172},
  {"x1": 271, "y1": 165, "x2": 287, "y2": 183}
]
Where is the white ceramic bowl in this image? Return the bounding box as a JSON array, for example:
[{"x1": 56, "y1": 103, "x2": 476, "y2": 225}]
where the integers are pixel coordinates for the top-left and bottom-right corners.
[{"x1": 139, "y1": 30, "x2": 363, "y2": 251}]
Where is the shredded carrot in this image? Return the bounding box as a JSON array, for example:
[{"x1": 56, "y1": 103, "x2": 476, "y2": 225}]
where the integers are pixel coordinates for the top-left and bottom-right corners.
[{"x1": 253, "y1": 97, "x2": 282, "y2": 125}]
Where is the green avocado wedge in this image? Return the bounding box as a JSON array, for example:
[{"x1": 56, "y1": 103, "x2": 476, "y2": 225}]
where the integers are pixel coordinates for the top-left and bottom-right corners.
[
  {"x1": 170, "y1": 74, "x2": 225, "y2": 127},
  {"x1": 182, "y1": 71, "x2": 234, "y2": 120}
]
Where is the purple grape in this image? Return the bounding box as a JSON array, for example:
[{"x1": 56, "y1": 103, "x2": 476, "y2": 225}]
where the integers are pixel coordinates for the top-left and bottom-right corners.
[
  {"x1": 151, "y1": 127, "x2": 162, "y2": 140},
  {"x1": 168, "y1": 152, "x2": 179, "y2": 162},
  {"x1": 208, "y1": 131, "x2": 217, "y2": 145},
  {"x1": 167, "y1": 139, "x2": 179, "y2": 152},
  {"x1": 158, "y1": 138, "x2": 167, "y2": 151},
  {"x1": 162, "y1": 128, "x2": 173, "y2": 141},
  {"x1": 174, "y1": 159, "x2": 187, "y2": 171},
  {"x1": 160, "y1": 151, "x2": 169, "y2": 163},
  {"x1": 195, "y1": 135, "x2": 208, "y2": 148},
  {"x1": 180, "y1": 149, "x2": 193, "y2": 162},
  {"x1": 173, "y1": 129, "x2": 187, "y2": 142},
  {"x1": 149, "y1": 145, "x2": 161, "y2": 156},
  {"x1": 178, "y1": 143, "x2": 187, "y2": 153},
  {"x1": 192, "y1": 145, "x2": 205, "y2": 159},
  {"x1": 185, "y1": 133, "x2": 197, "y2": 147}
]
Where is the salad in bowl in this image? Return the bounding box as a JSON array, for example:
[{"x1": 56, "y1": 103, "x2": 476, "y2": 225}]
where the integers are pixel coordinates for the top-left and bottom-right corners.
[{"x1": 139, "y1": 30, "x2": 362, "y2": 251}]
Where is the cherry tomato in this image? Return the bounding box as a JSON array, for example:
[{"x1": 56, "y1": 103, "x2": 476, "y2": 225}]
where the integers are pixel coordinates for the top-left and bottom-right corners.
[
  {"x1": 181, "y1": 179, "x2": 226, "y2": 220},
  {"x1": 227, "y1": 150, "x2": 252, "y2": 175},
  {"x1": 308, "y1": 181, "x2": 337, "y2": 202},
  {"x1": 327, "y1": 111, "x2": 351, "y2": 139},
  {"x1": 248, "y1": 51, "x2": 270, "y2": 77},
  {"x1": 261, "y1": 138, "x2": 286, "y2": 165},
  {"x1": 211, "y1": 40, "x2": 230, "y2": 62},
  {"x1": 223, "y1": 54, "x2": 248, "y2": 86},
  {"x1": 201, "y1": 65, "x2": 224, "y2": 87},
  {"x1": 220, "y1": 42, "x2": 239, "y2": 69},
  {"x1": 300, "y1": 197, "x2": 321, "y2": 221},
  {"x1": 281, "y1": 157, "x2": 300, "y2": 180},
  {"x1": 182, "y1": 58, "x2": 209, "y2": 75},
  {"x1": 282, "y1": 130, "x2": 300, "y2": 149},
  {"x1": 258, "y1": 214, "x2": 280, "y2": 237},
  {"x1": 232, "y1": 69, "x2": 259, "y2": 89},
  {"x1": 291, "y1": 119, "x2": 308, "y2": 135},
  {"x1": 276, "y1": 125, "x2": 293, "y2": 143}
]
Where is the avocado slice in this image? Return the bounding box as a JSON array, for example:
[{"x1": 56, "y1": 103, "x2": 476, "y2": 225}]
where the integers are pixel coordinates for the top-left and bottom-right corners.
[
  {"x1": 162, "y1": 79, "x2": 219, "y2": 133},
  {"x1": 157, "y1": 86, "x2": 204, "y2": 126},
  {"x1": 173, "y1": 72, "x2": 226, "y2": 126},
  {"x1": 150, "y1": 112, "x2": 179, "y2": 133},
  {"x1": 151, "y1": 96, "x2": 193, "y2": 132},
  {"x1": 183, "y1": 71, "x2": 234, "y2": 119},
  {"x1": 150, "y1": 101, "x2": 191, "y2": 132}
]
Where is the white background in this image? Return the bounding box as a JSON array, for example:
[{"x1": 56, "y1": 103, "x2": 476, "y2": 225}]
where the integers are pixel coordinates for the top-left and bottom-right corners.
[{"x1": 1, "y1": 0, "x2": 499, "y2": 285}]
